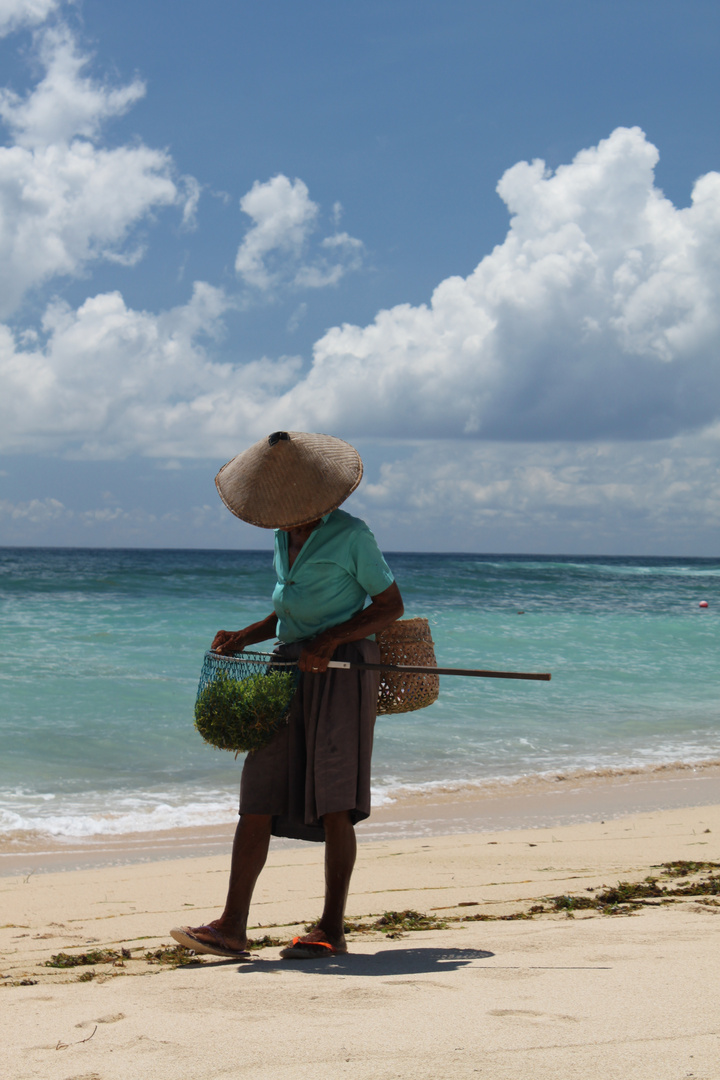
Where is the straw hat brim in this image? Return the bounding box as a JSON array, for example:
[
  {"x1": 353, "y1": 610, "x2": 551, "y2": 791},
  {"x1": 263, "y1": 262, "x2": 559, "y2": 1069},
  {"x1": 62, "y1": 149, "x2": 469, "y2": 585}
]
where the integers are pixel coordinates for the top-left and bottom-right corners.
[{"x1": 215, "y1": 431, "x2": 363, "y2": 529}]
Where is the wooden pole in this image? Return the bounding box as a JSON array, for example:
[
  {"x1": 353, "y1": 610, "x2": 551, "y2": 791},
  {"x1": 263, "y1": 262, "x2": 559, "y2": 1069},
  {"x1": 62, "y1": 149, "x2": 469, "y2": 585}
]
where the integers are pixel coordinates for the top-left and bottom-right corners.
[{"x1": 327, "y1": 660, "x2": 551, "y2": 681}]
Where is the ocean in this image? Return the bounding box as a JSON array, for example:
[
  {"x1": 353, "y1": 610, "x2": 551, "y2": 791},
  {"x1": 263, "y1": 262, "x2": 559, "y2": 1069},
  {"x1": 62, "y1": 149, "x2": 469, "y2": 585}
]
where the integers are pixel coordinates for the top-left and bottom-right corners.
[{"x1": 1, "y1": 547, "x2": 718, "y2": 845}]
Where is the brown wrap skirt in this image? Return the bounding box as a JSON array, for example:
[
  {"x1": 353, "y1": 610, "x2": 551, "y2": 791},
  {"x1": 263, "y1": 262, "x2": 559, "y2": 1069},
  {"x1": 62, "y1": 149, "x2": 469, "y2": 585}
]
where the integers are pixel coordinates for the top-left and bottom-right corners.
[{"x1": 238, "y1": 639, "x2": 381, "y2": 842}]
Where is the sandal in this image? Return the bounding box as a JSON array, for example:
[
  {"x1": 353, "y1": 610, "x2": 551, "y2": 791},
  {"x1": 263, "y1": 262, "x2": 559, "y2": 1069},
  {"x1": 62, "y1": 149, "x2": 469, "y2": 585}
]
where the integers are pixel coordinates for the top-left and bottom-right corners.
[
  {"x1": 280, "y1": 931, "x2": 347, "y2": 959},
  {"x1": 170, "y1": 925, "x2": 252, "y2": 960}
]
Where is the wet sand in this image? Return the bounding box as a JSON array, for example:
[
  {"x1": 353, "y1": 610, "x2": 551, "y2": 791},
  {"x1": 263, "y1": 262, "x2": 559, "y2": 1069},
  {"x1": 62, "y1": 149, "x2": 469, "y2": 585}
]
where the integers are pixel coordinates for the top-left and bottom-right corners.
[{"x1": 3, "y1": 760, "x2": 720, "y2": 876}]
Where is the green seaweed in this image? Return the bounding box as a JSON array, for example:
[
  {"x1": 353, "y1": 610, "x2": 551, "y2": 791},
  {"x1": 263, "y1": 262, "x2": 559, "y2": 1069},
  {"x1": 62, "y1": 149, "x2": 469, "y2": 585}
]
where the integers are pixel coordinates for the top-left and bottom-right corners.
[
  {"x1": 332, "y1": 910, "x2": 450, "y2": 938},
  {"x1": 143, "y1": 946, "x2": 204, "y2": 967},
  {"x1": 660, "y1": 860, "x2": 720, "y2": 877},
  {"x1": 664, "y1": 874, "x2": 720, "y2": 897},
  {"x1": 370, "y1": 910, "x2": 449, "y2": 933},
  {"x1": 460, "y1": 910, "x2": 535, "y2": 922},
  {"x1": 45, "y1": 949, "x2": 124, "y2": 968},
  {"x1": 548, "y1": 894, "x2": 598, "y2": 912},
  {"x1": 194, "y1": 670, "x2": 296, "y2": 753},
  {"x1": 45, "y1": 945, "x2": 200, "y2": 969},
  {"x1": 594, "y1": 878, "x2": 666, "y2": 905},
  {"x1": 524, "y1": 866, "x2": 720, "y2": 916},
  {"x1": 247, "y1": 935, "x2": 286, "y2": 950}
]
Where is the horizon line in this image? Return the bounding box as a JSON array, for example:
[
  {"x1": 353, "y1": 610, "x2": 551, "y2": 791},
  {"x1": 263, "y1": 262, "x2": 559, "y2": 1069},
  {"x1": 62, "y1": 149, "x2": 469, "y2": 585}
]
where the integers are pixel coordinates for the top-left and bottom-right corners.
[{"x1": 0, "y1": 544, "x2": 717, "y2": 560}]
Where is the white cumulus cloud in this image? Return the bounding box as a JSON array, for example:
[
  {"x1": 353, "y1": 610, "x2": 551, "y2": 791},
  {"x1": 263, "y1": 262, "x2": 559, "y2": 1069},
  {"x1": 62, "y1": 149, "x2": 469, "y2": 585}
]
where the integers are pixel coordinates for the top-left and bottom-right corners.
[
  {"x1": 0, "y1": 0, "x2": 57, "y2": 37},
  {"x1": 0, "y1": 26, "x2": 194, "y2": 316},
  {"x1": 235, "y1": 174, "x2": 363, "y2": 292},
  {"x1": 0, "y1": 25, "x2": 145, "y2": 147},
  {"x1": 275, "y1": 127, "x2": 720, "y2": 442},
  {"x1": 0, "y1": 282, "x2": 302, "y2": 457},
  {"x1": 3, "y1": 127, "x2": 720, "y2": 465}
]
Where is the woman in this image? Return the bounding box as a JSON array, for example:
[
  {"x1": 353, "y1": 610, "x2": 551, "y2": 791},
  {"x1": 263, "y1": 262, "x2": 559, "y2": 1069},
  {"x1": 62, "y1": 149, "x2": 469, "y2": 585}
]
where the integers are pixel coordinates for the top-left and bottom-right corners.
[{"x1": 172, "y1": 431, "x2": 403, "y2": 960}]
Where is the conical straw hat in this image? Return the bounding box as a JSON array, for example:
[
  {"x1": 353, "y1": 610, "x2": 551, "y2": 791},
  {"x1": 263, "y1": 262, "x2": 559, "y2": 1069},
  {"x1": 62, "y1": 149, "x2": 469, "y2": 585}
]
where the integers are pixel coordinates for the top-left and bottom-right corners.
[{"x1": 215, "y1": 431, "x2": 363, "y2": 529}]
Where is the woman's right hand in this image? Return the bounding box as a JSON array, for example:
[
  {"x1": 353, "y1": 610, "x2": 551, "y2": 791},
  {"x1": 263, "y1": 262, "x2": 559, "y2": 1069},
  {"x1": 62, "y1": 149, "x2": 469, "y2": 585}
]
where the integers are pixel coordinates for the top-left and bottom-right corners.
[
  {"x1": 210, "y1": 613, "x2": 278, "y2": 656},
  {"x1": 211, "y1": 630, "x2": 247, "y2": 656}
]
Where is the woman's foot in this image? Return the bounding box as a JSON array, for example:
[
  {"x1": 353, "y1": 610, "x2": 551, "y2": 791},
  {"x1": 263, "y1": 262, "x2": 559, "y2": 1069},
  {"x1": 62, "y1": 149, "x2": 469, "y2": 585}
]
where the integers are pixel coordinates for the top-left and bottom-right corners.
[
  {"x1": 170, "y1": 921, "x2": 251, "y2": 959},
  {"x1": 280, "y1": 926, "x2": 347, "y2": 959}
]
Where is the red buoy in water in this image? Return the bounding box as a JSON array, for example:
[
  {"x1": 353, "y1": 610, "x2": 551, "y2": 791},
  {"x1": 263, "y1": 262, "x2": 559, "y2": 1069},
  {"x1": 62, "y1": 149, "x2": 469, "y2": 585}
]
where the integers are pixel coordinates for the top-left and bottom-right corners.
[{"x1": 699, "y1": 600, "x2": 709, "y2": 608}]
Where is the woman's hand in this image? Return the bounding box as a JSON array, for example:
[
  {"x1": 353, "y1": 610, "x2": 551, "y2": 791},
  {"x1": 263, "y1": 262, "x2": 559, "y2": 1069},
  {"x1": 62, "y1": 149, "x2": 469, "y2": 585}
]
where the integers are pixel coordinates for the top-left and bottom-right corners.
[
  {"x1": 211, "y1": 613, "x2": 279, "y2": 656},
  {"x1": 211, "y1": 630, "x2": 248, "y2": 656},
  {"x1": 298, "y1": 582, "x2": 404, "y2": 675},
  {"x1": 298, "y1": 632, "x2": 339, "y2": 674}
]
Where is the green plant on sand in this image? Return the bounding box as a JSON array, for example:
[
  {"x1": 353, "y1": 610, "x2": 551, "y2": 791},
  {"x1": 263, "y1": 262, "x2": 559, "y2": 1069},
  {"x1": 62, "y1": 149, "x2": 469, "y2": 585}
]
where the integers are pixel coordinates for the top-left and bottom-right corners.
[
  {"x1": 44, "y1": 946, "x2": 202, "y2": 970},
  {"x1": 194, "y1": 670, "x2": 296, "y2": 753},
  {"x1": 45, "y1": 949, "x2": 128, "y2": 968}
]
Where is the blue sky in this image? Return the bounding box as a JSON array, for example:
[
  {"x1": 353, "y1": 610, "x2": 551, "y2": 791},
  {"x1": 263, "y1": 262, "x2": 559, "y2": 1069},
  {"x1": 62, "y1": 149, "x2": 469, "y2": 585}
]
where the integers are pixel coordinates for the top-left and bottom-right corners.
[{"x1": 1, "y1": 0, "x2": 720, "y2": 553}]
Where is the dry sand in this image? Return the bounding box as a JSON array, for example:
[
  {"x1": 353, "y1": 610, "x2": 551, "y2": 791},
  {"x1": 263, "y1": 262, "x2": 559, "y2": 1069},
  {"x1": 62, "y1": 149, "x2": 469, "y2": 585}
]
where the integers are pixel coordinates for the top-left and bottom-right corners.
[{"x1": 2, "y1": 788, "x2": 720, "y2": 1079}]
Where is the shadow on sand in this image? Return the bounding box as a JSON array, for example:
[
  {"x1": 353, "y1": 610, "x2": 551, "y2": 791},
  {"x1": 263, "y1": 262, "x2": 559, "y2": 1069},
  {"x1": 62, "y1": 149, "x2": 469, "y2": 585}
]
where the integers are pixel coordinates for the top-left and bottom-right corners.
[{"x1": 231, "y1": 946, "x2": 494, "y2": 977}]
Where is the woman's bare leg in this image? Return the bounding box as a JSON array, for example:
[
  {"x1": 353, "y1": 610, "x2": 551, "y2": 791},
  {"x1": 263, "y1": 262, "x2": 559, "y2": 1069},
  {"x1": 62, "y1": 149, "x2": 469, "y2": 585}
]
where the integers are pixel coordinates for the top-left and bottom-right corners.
[
  {"x1": 183, "y1": 813, "x2": 272, "y2": 951},
  {"x1": 314, "y1": 809, "x2": 356, "y2": 950}
]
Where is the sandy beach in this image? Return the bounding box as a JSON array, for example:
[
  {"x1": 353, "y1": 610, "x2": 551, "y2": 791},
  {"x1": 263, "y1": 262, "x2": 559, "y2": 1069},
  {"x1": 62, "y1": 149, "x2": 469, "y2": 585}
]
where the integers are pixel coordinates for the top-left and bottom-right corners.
[{"x1": 3, "y1": 775, "x2": 720, "y2": 1080}]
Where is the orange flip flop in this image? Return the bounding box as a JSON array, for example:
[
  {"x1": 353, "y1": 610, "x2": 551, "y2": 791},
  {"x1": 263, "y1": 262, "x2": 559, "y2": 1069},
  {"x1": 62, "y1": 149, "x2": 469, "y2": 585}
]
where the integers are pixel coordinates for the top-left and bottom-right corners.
[{"x1": 279, "y1": 933, "x2": 347, "y2": 959}]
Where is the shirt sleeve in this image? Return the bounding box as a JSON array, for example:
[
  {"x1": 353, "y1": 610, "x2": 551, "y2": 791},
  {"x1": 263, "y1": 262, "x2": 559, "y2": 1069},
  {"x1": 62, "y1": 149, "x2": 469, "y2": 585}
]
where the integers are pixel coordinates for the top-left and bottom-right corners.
[{"x1": 352, "y1": 524, "x2": 395, "y2": 597}]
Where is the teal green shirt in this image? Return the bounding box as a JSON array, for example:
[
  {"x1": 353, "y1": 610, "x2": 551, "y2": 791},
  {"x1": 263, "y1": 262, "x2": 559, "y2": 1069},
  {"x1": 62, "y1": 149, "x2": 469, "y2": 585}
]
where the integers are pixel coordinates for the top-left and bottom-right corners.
[{"x1": 272, "y1": 509, "x2": 395, "y2": 643}]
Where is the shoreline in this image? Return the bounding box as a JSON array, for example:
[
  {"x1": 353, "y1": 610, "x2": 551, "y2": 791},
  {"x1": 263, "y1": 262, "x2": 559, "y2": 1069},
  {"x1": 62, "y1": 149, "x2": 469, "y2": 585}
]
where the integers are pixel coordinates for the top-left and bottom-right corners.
[{"x1": 3, "y1": 761, "x2": 720, "y2": 876}]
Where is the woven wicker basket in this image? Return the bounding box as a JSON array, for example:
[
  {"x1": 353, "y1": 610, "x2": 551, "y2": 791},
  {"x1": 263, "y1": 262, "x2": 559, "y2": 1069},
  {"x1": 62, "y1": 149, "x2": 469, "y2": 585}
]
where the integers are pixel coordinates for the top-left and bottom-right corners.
[{"x1": 376, "y1": 617, "x2": 439, "y2": 715}]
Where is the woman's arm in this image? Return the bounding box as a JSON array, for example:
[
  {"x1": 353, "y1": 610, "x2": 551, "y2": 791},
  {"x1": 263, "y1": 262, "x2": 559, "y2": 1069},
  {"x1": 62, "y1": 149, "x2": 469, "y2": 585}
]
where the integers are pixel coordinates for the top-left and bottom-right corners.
[
  {"x1": 211, "y1": 613, "x2": 278, "y2": 657},
  {"x1": 298, "y1": 581, "x2": 404, "y2": 673}
]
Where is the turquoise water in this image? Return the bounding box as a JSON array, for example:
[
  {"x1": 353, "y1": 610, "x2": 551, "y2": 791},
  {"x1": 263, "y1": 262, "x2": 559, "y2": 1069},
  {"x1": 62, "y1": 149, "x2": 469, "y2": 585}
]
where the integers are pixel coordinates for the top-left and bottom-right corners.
[{"x1": 1, "y1": 548, "x2": 718, "y2": 840}]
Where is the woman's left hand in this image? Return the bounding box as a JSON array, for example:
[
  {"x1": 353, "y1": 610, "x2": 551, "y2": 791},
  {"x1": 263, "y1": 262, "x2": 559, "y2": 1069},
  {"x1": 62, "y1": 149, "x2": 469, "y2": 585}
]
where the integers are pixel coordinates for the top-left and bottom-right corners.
[
  {"x1": 297, "y1": 582, "x2": 404, "y2": 675},
  {"x1": 298, "y1": 632, "x2": 339, "y2": 674}
]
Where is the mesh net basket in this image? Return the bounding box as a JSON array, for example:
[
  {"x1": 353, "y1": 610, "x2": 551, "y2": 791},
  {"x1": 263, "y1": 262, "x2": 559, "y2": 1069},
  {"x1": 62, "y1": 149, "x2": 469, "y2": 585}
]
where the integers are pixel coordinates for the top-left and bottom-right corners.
[
  {"x1": 194, "y1": 650, "x2": 299, "y2": 753},
  {"x1": 375, "y1": 617, "x2": 439, "y2": 715}
]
